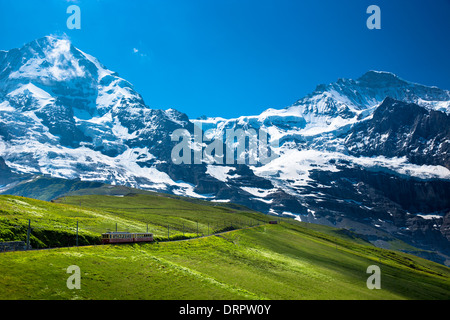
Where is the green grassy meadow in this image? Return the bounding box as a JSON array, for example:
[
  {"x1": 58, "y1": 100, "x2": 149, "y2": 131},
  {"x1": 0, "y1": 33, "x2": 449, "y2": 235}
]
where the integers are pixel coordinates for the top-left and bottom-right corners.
[
  {"x1": 0, "y1": 194, "x2": 449, "y2": 300},
  {"x1": 0, "y1": 193, "x2": 264, "y2": 247}
]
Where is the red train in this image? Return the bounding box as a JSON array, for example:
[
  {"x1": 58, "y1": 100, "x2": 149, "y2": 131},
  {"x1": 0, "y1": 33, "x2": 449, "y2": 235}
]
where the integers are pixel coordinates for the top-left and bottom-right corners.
[{"x1": 101, "y1": 232, "x2": 154, "y2": 244}]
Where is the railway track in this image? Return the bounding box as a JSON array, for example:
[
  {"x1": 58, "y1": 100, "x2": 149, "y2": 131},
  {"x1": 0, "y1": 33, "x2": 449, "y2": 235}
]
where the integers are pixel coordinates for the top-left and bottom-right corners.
[{"x1": 1, "y1": 224, "x2": 267, "y2": 253}]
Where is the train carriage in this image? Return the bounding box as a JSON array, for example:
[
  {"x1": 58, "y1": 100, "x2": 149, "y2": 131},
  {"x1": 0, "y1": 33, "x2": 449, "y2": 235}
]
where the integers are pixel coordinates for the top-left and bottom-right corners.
[{"x1": 101, "y1": 232, "x2": 154, "y2": 244}]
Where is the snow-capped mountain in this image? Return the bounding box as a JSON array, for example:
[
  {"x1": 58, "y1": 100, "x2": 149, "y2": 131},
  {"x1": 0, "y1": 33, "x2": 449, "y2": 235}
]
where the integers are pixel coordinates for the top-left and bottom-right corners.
[
  {"x1": 192, "y1": 74, "x2": 450, "y2": 265},
  {"x1": 1, "y1": 36, "x2": 449, "y2": 265},
  {"x1": 193, "y1": 70, "x2": 450, "y2": 142},
  {"x1": 0, "y1": 36, "x2": 201, "y2": 196}
]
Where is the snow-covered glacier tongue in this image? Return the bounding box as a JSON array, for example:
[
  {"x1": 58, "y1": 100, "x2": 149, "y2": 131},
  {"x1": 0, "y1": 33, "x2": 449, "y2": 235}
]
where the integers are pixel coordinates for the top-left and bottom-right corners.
[{"x1": 1, "y1": 37, "x2": 449, "y2": 265}]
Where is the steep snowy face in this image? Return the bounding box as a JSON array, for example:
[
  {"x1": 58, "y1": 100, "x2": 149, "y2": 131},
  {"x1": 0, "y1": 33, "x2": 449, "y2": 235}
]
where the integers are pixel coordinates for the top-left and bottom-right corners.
[
  {"x1": 2, "y1": 37, "x2": 103, "y2": 114},
  {"x1": 9, "y1": 37, "x2": 145, "y2": 108},
  {"x1": 3, "y1": 36, "x2": 90, "y2": 82},
  {"x1": 0, "y1": 36, "x2": 150, "y2": 150},
  {"x1": 0, "y1": 36, "x2": 191, "y2": 150},
  {"x1": 0, "y1": 36, "x2": 198, "y2": 195}
]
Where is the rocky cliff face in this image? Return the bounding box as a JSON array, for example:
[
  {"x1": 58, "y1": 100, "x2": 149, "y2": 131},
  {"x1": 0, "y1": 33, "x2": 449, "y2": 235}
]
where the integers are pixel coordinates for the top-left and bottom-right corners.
[
  {"x1": 344, "y1": 97, "x2": 450, "y2": 169},
  {"x1": 0, "y1": 37, "x2": 449, "y2": 265}
]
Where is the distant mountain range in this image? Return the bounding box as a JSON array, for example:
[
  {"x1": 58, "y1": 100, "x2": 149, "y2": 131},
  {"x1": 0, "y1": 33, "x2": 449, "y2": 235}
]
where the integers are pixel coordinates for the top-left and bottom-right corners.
[{"x1": 1, "y1": 36, "x2": 449, "y2": 265}]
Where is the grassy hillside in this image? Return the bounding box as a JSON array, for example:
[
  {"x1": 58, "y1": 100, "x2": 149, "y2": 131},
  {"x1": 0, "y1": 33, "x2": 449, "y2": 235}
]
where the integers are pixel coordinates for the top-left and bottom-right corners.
[
  {"x1": 0, "y1": 194, "x2": 449, "y2": 300},
  {"x1": 0, "y1": 193, "x2": 266, "y2": 248}
]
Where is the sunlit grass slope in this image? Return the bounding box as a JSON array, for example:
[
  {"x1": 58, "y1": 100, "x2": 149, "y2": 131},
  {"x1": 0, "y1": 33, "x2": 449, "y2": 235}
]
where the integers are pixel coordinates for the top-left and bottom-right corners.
[
  {"x1": 0, "y1": 193, "x2": 265, "y2": 247},
  {"x1": 0, "y1": 225, "x2": 449, "y2": 300},
  {"x1": 0, "y1": 194, "x2": 449, "y2": 300}
]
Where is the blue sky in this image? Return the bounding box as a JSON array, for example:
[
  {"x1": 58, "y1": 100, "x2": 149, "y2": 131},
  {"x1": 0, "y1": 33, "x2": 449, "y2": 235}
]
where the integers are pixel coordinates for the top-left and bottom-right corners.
[{"x1": 1, "y1": 0, "x2": 449, "y2": 119}]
